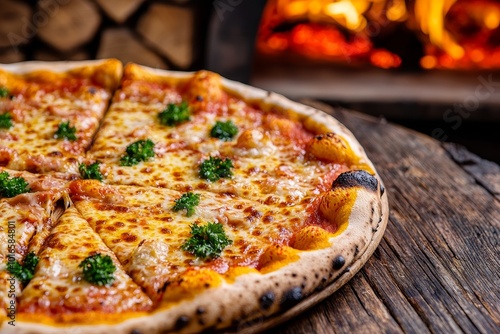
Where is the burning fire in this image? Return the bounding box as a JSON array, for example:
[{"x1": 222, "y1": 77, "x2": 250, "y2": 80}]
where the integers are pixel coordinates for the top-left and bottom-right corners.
[
  {"x1": 414, "y1": 0, "x2": 500, "y2": 69},
  {"x1": 257, "y1": 0, "x2": 500, "y2": 70}
]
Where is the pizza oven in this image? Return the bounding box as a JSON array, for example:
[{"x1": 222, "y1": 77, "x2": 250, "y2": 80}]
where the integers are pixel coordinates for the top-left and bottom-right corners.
[
  {"x1": 0, "y1": 0, "x2": 498, "y2": 161},
  {"x1": 207, "y1": 0, "x2": 500, "y2": 162}
]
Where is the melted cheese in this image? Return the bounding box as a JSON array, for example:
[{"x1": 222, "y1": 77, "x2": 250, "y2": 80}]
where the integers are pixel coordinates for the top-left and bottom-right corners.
[
  {"x1": 0, "y1": 64, "x2": 116, "y2": 175},
  {"x1": 0, "y1": 65, "x2": 372, "y2": 327},
  {"x1": 18, "y1": 207, "x2": 152, "y2": 317},
  {"x1": 0, "y1": 169, "x2": 68, "y2": 319},
  {"x1": 68, "y1": 179, "x2": 349, "y2": 307},
  {"x1": 88, "y1": 74, "x2": 351, "y2": 209},
  {"x1": 0, "y1": 168, "x2": 68, "y2": 262}
]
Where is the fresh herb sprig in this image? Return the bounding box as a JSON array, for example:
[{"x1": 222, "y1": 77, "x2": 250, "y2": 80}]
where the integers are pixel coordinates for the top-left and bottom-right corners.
[
  {"x1": 7, "y1": 252, "x2": 39, "y2": 285},
  {"x1": 0, "y1": 171, "x2": 30, "y2": 198},
  {"x1": 120, "y1": 139, "x2": 155, "y2": 166},
  {"x1": 79, "y1": 253, "x2": 116, "y2": 286},
  {"x1": 54, "y1": 121, "x2": 77, "y2": 141},
  {"x1": 173, "y1": 192, "x2": 200, "y2": 217},
  {"x1": 79, "y1": 162, "x2": 103, "y2": 181},
  {"x1": 0, "y1": 87, "x2": 9, "y2": 98},
  {"x1": 158, "y1": 102, "x2": 190, "y2": 126},
  {"x1": 199, "y1": 157, "x2": 234, "y2": 182},
  {"x1": 182, "y1": 222, "x2": 232, "y2": 260},
  {"x1": 0, "y1": 113, "x2": 13, "y2": 129},
  {"x1": 210, "y1": 120, "x2": 238, "y2": 141}
]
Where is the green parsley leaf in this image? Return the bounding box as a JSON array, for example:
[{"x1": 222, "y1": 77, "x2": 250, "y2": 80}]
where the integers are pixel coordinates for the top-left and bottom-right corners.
[
  {"x1": 199, "y1": 157, "x2": 234, "y2": 182},
  {"x1": 210, "y1": 120, "x2": 238, "y2": 141},
  {"x1": 173, "y1": 192, "x2": 200, "y2": 217},
  {"x1": 23, "y1": 252, "x2": 40, "y2": 273},
  {"x1": 0, "y1": 87, "x2": 9, "y2": 98},
  {"x1": 158, "y1": 102, "x2": 190, "y2": 126},
  {"x1": 0, "y1": 171, "x2": 30, "y2": 198},
  {"x1": 119, "y1": 139, "x2": 155, "y2": 166},
  {"x1": 54, "y1": 121, "x2": 77, "y2": 141},
  {"x1": 182, "y1": 222, "x2": 232, "y2": 260},
  {"x1": 79, "y1": 253, "x2": 116, "y2": 286},
  {"x1": 6, "y1": 261, "x2": 26, "y2": 282},
  {"x1": 79, "y1": 162, "x2": 103, "y2": 181},
  {"x1": 0, "y1": 113, "x2": 13, "y2": 129},
  {"x1": 7, "y1": 251, "x2": 39, "y2": 285}
]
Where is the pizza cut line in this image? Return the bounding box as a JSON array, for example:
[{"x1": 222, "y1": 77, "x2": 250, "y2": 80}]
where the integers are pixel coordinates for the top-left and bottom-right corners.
[{"x1": 0, "y1": 60, "x2": 388, "y2": 333}]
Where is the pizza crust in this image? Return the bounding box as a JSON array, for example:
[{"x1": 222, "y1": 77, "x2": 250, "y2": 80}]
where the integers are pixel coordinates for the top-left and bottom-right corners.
[
  {"x1": 1, "y1": 63, "x2": 388, "y2": 334},
  {"x1": 0, "y1": 58, "x2": 122, "y2": 91},
  {"x1": 0, "y1": 58, "x2": 118, "y2": 74}
]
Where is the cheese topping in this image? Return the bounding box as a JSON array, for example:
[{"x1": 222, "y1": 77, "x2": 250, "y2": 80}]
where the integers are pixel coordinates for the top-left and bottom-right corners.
[
  {"x1": 0, "y1": 64, "x2": 374, "y2": 327},
  {"x1": 18, "y1": 207, "x2": 152, "y2": 315},
  {"x1": 0, "y1": 60, "x2": 119, "y2": 174}
]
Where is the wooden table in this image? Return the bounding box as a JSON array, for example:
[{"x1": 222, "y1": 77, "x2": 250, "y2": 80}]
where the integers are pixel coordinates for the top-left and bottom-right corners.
[{"x1": 270, "y1": 101, "x2": 500, "y2": 334}]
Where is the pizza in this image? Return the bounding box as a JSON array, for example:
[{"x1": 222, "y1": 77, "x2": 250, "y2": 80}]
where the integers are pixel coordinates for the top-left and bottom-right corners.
[
  {"x1": 0, "y1": 59, "x2": 122, "y2": 175},
  {"x1": 0, "y1": 60, "x2": 388, "y2": 333}
]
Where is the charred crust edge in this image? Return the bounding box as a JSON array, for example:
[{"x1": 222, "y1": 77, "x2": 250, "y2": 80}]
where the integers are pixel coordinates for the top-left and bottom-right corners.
[
  {"x1": 259, "y1": 291, "x2": 276, "y2": 310},
  {"x1": 280, "y1": 287, "x2": 303, "y2": 310},
  {"x1": 332, "y1": 170, "x2": 378, "y2": 192},
  {"x1": 332, "y1": 255, "x2": 346, "y2": 270},
  {"x1": 174, "y1": 316, "x2": 190, "y2": 330}
]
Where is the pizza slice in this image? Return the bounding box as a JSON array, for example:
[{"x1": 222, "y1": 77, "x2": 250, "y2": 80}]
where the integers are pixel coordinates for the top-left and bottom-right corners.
[
  {"x1": 16, "y1": 207, "x2": 153, "y2": 326},
  {"x1": 0, "y1": 59, "x2": 122, "y2": 175},
  {"x1": 87, "y1": 64, "x2": 374, "y2": 208},
  {"x1": 0, "y1": 168, "x2": 67, "y2": 324},
  {"x1": 68, "y1": 179, "x2": 276, "y2": 304},
  {"x1": 87, "y1": 64, "x2": 235, "y2": 163},
  {"x1": 66, "y1": 173, "x2": 382, "y2": 333}
]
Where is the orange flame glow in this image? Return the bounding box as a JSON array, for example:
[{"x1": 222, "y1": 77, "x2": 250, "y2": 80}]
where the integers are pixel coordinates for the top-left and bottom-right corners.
[
  {"x1": 415, "y1": 0, "x2": 500, "y2": 69},
  {"x1": 257, "y1": 0, "x2": 500, "y2": 70}
]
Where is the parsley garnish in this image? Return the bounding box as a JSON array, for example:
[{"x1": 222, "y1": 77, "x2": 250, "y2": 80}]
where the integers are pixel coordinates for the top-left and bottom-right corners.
[
  {"x1": 158, "y1": 102, "x2": 190, "y2": 126},
  {"x1": 120, "y1": 139, "x2": 155, "y2": 166},
  {"x1": 182, "y1": 222, "x2": 232, "y2": 259},
  {"x1": 79, "y1": 253, "x2": 116, "y2": 286},
  {"x1": 0, "y1": 87, "x2": 9, "y2": 98},
  {"x1": 0, "y1": 171, "x2": 30, "y2": 197},
  {"x1": 54, "y1": 121, "x2": 77, "y2": 141},
  {"x1": 79, "y1": 162, "x2": 103, "y2": 181},
  {"x1": 7, "y1": 252, "x2": 39, "y2": 285},
  {"x1": 199, "y1": 157, "x2": 234, "y2": 182},
  {"x1": 0, "y1": 113, "x2": 13, "y2": 129},
  {"x1": 210, "y1": 120, "x2": 238, "y2": 141},
  {"x1": 173, "y1": 192, "x2": 200, "y2": 217}
]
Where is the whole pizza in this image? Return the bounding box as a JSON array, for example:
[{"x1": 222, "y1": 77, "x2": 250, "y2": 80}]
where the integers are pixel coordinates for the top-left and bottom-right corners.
[{"x1": 0, "y1": 59, "x2": 388, "y2": 333}]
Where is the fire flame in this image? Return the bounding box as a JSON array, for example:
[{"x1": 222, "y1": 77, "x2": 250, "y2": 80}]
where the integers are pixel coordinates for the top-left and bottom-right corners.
[
  {"x1": 414, "y1": 0, "x2": 500, "y2": 69},
  {"x1": 257, "y1": 0, "x2": 405, "y2": 68},
  {"x1": 415, "y1": 0, "x2": 462, "y2": 57},
  {"x1": 257, "y1": 0, "x2": 500, "y2": 70}
]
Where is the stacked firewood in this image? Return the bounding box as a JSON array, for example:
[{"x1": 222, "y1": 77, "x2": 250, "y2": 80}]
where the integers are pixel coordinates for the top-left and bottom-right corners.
[{"x1": 0, "y1": 0, "x2": 206, "y2": 69}]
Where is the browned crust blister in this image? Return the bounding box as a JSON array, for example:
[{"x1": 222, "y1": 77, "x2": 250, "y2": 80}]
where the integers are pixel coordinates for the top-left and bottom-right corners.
[{"x1": 0, "y1": 63, "x2": 389, "y2": 334}]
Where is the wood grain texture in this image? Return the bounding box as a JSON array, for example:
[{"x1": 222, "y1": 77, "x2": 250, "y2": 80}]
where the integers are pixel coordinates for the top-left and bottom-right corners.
[
  {"x1": 268, "y1": 100, "x2": 500, "y2": 334},
  {"x1": 137, "y1": 3, "x2": 194, "y2": 69},
  {"x1": 97, "y1": 28, "x2": 167, "y2": 69},
  {"x1": 0, "y1": 0, "x2": 32, "y2": 48},
  {"x1": 37, "y1": 0, "x2": 100, "y2": 52},
  {"x1": 95, "y1": 0, "x2": 144, "y2": 24}
]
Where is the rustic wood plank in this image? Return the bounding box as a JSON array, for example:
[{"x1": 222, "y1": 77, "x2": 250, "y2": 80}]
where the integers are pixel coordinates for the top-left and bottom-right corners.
[
  {"x1": 442, "y1": 142, "x2": 500, "y2": 200},
  {"x1": 97, "y1": 28, "x2": 167, "y2": 69},
  {"x1": 137, "y1": 3, "x2": 194, "y2": 69},
  {"x1": 270, "y1": 100, "x2": 500, "y2": 334},
  {"x1": 37, "y1": 0, "x2": 101, "y2": 52},
  {"x1": 95, "y1": 0, "x2": 144, "y2": 24}
]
